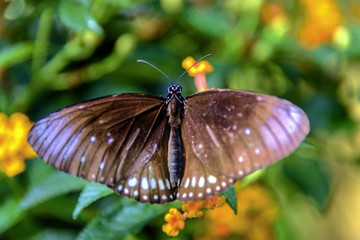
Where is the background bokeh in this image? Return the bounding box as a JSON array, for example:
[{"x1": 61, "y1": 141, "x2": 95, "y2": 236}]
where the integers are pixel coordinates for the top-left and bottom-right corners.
[{"x1": 1, "y1": 0, "x2": 359, "y2": 239}]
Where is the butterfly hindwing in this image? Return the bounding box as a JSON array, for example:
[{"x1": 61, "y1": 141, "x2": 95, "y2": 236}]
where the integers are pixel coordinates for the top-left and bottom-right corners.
[
  {"x1": 114, "y1": 125, "x2": 177, "y2": 203},
  {"x1": 177, "y1": 123, "x2": 234, "y2": 201},
  {"x1": 182, "y1": 89, "x2": 310, "y2": 179}
]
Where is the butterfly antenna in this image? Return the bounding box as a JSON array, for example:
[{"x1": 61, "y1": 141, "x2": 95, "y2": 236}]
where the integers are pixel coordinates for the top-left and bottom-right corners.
[
  {"x1": 137, "y1": 59, "x2": 173, "y2": 84},
  {"x1": 175, "y1": 54, "x2": 213, "y2": 85}
]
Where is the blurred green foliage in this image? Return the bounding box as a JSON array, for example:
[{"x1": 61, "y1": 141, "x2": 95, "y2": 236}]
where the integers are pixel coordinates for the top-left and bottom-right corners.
[{"x1": 1, "y1": 0, "x2": 360, "y2": 239}]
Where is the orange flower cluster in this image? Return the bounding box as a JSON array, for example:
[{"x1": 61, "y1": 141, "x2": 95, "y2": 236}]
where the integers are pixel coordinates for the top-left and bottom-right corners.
[
  {"x1": 298, "y1": 0, "x2": 342, "y2": 49},
  {"x1": 162, "y1": 208, "x2": 185, "y2": 237},
  {"x1": 162, "y1": 195, "x2": 226, "y2": 237},
  {"x1": 182, "y1": 56, "x2": 213, "y2": 92},
  {"x1": 0, "y1": 113, "x2": 37, "y2": 177},
  {"x1": 199, "y1": 184, "x2": 279, "y2": 240}
]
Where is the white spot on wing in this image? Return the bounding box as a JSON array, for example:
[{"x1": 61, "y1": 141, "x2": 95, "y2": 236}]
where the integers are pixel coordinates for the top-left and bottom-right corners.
[
  {"x1": 166, "y1": 179, "x2": 171, "y2": 189},
  {"x1": 184, "y1": 178, "x2": 190, "y2": 188},
  {"x1": 90, "y1": 136, "x2": 96, "y2": 142},
  {"x1": 208, "y1": 175, "x2": 217, "y2": 184},
  {"x1": 124, "y1": 188, "x2": 129, "y2": 194},
  {"x1": 182, "y1": 193, "x2": 187, "y2": 198},
  {"x1": 99, "y1": 162, "x2": 104, "y2": 170},
  {"x1": 158, "y1": 179, "x2": 165, "y2": 190},
  {"x1": 128, "y1": 177, "x2": 138, "y2": 187},
  {"x1": 151, "y1": 178, "x2": 156, "y2": 189},
  {"x1": 108, "y1": 138, "x2": 114, "y2": 144},
  {"x1": 162, "y1": 195, "x2": 167, "y2": 200},
  {"x1": 198, "y1": 177, "x2": 205, "y2": 188},
  {"x1": 191, "y1": 177, "x2": 196, "y2": 187},
  {"x1": 141, "y1": 177, "x2": 149, "y2": 190},
  {"x1": 189, "y1": 192, "x2": 193, "y2": 197},
  {"x1": 254, "y1": 148, "x2": 260, "y2": 155},
  {"x1": 245, "y1": 128, "x2": 251, "y2": 136},
  {"x1": 133, "y1": 190, "x2": 139, "y2": 196},
  {"x1": 80, "y1": 156, "x2": 85, "y2": 163},
  {"x1": 117, "y1": 184, "x2": 123, "y2": 191},
  {"x1": 238, "y1": 156, "x2": 244, "y2": 162},
  {"x1": 206, "y1": 188, "x2": 211, "y2": 193},
  {"x1": 153, "y1": 194, "x2": 158, "y2": 200},
  {"x1": 143, "y1": 195, "x2": 148, "y2": 200}
]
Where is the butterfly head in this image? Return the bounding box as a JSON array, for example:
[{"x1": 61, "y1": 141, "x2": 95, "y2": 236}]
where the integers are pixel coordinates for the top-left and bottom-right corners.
[{"x1": 168, "y1": 85, "x2": 182, "y2": 94}]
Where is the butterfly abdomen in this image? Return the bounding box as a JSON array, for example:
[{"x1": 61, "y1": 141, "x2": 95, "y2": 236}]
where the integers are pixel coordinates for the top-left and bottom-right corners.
[{"x1": 166, "y1": 95, "x2": 184, "y2": 188}]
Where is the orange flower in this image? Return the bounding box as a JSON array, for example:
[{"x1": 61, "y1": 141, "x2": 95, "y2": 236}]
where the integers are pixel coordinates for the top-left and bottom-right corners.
[
  {"x1": 162, "y1": 208, "x2": 185, "y2": 237},
  {"x1": 182, "y1": 56, "x2": 213, "y2": 92},
  {"x1": 298, "y1": 0, "x2": 342, "y2": 49},
  {"x1": 204, "y1": 195, "x2": 226, "y2": 209},
  {"x1": 182, "y1": 201, "x2": 205, "y2": 218},
  {"x1": 0, "y1": 112, "x2": 37, "y2": 177},
  {"x1": 261, "y1": 2, "x2": 286, "y2": 26}
]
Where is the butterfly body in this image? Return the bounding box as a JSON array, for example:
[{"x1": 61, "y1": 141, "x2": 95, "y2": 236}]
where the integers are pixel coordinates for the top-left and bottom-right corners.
[
  {"x1": 166, "y1": 85, "x2": 185, "y2": 188},
  {"x1": 28, "y1": 87, "x2": 310, "y2": 203}
]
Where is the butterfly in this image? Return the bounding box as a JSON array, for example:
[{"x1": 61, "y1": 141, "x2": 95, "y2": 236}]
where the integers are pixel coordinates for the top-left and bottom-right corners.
[{"x1": 28, "y1": 58, "x2": 310, "y2": 204}]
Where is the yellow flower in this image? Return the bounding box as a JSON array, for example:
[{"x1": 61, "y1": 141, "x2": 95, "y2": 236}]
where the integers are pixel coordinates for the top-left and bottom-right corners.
[
  {"x1": 182, "y1": 201, "x2": 205, "y2": 219},
  {"x1": 0, "y1": 112, "x2": 37, "y2": 177},
  {"x1": 182, "y1": 56, "x2": 213, "y2": 92},
  {"x1": 298, "y1": 0, "x2": 342, "y2": 49},
  {"x1": 162, "y1": 208, "x2": 185, "y2": 237}
]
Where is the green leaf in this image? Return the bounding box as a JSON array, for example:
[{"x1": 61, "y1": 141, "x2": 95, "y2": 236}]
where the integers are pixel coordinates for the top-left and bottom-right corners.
[
  {"x1": 73, "y1": 182, "x2": 114, "y2": 220},
  {"x1": 3, "y1": 0, "x2": 26, "y2": 20},
  {"x1": 58, "y1": 0, "x2": 102, "y2": 33},
  {"x1": 21, "y1": 171, "x2": 86, "y2": 210},
  {"x1": 222, "y1": 185, "x2": 237, "y2": 214},
  {"x1": 29, "y1": 229, "x2": 77, "y2": 240},
  {"x1": 77, "y1": 198, "x2": 169, "y2": 240},
  {"x1": 0, "y1": 198, "x2": 24, "y2": 233},
  {"x1": 282, "y1": 157, "x2": 331, "y2": 210},
  {"x1": 184, "y1": 7, "x2": 230, "y2": 38}
]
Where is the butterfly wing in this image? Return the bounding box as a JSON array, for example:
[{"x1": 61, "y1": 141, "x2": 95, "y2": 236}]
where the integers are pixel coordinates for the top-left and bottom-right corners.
[
  {"x1": 177, "y1": 124, "x2": 235, "y2": 201},
  {"x1": 179, "y1": 89, "x2": 309, "y2": 196},
  {"x1": 28, "y1": 93, "x2": 176, "y2": 203}
]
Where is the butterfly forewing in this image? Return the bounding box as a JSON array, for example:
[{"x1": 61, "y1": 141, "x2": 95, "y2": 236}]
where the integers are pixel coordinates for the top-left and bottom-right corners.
[
  {"x1": 28, "y1": 94, "x2": 176, "y2": 198},
  {"x1": 182, "y1": 89, "x2": 310, "y2": 180}
]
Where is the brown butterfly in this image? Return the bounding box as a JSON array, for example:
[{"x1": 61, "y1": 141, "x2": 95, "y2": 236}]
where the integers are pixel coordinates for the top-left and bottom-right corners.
[{"x1": 28, "y1": 58, "x2": 310, "y2": 203}]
